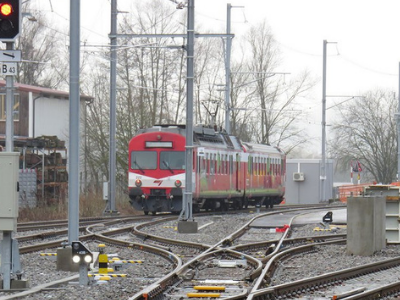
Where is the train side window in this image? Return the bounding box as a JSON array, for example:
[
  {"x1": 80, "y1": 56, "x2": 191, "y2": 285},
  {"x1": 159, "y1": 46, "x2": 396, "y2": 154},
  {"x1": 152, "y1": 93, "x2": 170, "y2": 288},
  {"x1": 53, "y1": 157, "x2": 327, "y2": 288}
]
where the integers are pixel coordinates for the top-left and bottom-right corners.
[
  {"x1": 223, "y1": 154, "x2": 226, "y2": 174},
  {"x1": 262, "y1": 158, "x2": 264, "y2": 175},
  {"x1": 217, "y1": 153, "x2": 221, "y2": 175},
  {"x1": 261, "y1": 158, "x2": 263, "y2": 175},
  {"x1": 248, "y1": 156, "x2": 253, "y2": 175},
  {"x1": 219, "y1": 154, "x2": 223, "y2": 175},
  {"x1": 210, "y1": 154, "x2": 214, "y2": 175},
  {"x1": 271, "y1": 158, "x2": 274, "y2": 175},
  {"x1": 256, "y1": 157, "x2": 259, "y2": 176},
  {"x1": 206, "y1": 153, "x2": 210, "y2": 175},
  {"x1": 278, "y1": 160, "x2": 280, "y2": 175},
  {"x1": 264, "y1": 158, "x2": 267, "y2": 175},
  {"x1": 272, "y1": 158, "x2": 275, "y2": 175},
  {"x1": 213, "y1": 154, "x2": 217, "y2": 175}
]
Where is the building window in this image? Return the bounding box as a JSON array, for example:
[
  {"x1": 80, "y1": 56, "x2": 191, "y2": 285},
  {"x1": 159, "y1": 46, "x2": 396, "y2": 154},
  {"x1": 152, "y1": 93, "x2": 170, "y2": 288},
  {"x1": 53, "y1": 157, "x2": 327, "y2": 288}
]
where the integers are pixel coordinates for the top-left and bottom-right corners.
[{"x1": 0, "y1": 94, "x2": 20, "y2": 121}]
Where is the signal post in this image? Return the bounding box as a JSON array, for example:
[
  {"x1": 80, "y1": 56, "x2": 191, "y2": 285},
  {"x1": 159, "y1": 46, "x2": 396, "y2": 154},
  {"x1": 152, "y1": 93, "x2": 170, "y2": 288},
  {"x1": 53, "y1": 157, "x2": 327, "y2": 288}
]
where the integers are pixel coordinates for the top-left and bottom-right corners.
[{"x1": 0, "y1": 0, "x2": 25, "y2": 291}]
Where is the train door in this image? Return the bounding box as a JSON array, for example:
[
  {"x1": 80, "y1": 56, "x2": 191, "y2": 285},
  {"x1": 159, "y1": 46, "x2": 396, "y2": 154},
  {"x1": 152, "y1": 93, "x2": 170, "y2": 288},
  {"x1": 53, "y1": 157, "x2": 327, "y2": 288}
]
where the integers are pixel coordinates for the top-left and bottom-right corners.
[
  {"x1": 248, "y1": 155, "x2": 253, "y2": 191},
  {"x1": 235, "y1": 153, "x2": 240, "y2": 191},
  {"x1": 229, "y1": 154, "x2": 234, "y2": 191}
]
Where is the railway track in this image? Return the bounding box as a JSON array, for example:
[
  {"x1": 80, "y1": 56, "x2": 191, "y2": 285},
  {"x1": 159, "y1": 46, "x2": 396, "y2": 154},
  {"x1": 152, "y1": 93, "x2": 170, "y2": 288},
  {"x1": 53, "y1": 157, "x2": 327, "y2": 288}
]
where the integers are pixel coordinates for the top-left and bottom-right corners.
[
  {"x1": 249, "y1": 249, "x2": 400, "y2": 300},
  {"x1": 3, "y1": 204, "x2": 399, "y2": 300}
]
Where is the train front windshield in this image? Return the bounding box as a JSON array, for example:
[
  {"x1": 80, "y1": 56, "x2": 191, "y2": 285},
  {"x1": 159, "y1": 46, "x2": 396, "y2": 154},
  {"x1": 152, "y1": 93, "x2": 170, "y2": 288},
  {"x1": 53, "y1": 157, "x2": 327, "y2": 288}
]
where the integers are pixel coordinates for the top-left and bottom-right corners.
[
  {"x1": 131, "y1": 151, "x2": 185, "y2": 170},
  {"x1": 160, "y1": 151, "x2": 185, "y2": 170},
  {"x1": 131, "y1": 151, "x2": 157, "y2": 170}
]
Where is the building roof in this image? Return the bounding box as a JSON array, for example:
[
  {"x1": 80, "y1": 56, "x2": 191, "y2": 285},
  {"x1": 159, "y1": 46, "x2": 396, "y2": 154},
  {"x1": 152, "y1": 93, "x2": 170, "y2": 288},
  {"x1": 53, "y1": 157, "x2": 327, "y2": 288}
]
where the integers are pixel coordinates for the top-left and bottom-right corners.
[{"x1": 0, "y1": 80, "x2": 94, "y2": 101}]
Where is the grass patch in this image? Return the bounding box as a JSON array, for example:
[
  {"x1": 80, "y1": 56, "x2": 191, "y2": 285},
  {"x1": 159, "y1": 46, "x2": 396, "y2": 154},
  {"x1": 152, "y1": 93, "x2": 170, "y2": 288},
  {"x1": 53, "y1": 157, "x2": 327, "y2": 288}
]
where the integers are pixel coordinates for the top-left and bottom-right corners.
[{"x1": 18, "y1": 192, "x2": 140, "y2": 222}]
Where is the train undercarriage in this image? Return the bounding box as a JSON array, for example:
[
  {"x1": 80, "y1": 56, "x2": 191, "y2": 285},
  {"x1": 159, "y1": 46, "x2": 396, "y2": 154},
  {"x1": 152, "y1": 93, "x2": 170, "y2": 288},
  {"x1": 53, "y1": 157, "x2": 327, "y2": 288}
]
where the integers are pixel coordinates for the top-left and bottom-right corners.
[{"x1": 129, "y1": 192, "x2": 283, "y2": 215}]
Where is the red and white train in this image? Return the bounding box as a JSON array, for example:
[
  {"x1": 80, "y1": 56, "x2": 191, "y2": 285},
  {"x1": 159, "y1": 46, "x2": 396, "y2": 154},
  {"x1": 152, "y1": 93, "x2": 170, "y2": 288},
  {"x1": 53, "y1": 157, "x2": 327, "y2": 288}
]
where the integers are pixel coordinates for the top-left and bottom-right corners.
[{"x1": 128, "y1": 124, "x2": 286, "y2": 215}]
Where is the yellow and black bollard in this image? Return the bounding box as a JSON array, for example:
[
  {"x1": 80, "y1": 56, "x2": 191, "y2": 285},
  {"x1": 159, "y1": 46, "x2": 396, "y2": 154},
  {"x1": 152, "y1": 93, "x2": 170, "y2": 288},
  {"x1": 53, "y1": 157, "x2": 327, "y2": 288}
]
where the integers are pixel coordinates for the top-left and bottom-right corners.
[{"x1": 98, "y1": 244, "x2": 108, "y2": 275}]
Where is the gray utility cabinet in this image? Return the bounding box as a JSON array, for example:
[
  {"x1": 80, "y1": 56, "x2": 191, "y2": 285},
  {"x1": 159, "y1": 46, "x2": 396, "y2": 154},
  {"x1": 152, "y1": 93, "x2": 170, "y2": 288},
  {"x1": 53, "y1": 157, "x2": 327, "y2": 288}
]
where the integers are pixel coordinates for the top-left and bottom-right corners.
[
  {"x1": 285, "y1": 159, "x2": 334, "y2": 204},
  {"x1": 0, "y1": 152, "x2": 19, "y2": 231}
]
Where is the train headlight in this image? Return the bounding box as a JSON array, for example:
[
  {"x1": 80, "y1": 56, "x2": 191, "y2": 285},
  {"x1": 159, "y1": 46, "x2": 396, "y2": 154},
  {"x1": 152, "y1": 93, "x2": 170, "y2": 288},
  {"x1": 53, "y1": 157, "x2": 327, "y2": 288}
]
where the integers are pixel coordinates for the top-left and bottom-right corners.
[
  {"x1": 135, "y1": 179, "x2": 142, "y2": 187},
  {"x1": 174, "y1": 180, "x2": 182, "y2": 187}
]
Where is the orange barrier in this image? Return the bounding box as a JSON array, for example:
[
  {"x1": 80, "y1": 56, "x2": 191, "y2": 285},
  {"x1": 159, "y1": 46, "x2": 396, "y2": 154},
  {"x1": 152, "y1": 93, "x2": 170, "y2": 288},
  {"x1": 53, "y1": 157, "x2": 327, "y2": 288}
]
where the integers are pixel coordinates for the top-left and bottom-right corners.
[{"x1": 338, "y1": 184, "x2": 371, "y2": 202}]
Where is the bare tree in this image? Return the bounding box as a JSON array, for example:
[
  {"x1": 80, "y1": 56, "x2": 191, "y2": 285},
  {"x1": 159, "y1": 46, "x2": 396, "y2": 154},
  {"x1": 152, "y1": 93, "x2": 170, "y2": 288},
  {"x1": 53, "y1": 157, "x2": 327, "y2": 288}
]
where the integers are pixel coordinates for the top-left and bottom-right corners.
[
  {"x1": 117, "y1": 0, "x2": 187, "y2": 127},
  {"x1": 80, "y1": 67, "x2": 110, "y2": 193},
  {"x1": 231, "y1": 20, "x2": 316, "y2": 153},
  {"x1": 329, "y1": 89, "x2": 397, "y2": 184},
  {"x1": 81, "y1": 0, "x2": 189, "y2": 190},
  {"x1": 17, "y1": 3, "x2": 69, "y2": 88}
]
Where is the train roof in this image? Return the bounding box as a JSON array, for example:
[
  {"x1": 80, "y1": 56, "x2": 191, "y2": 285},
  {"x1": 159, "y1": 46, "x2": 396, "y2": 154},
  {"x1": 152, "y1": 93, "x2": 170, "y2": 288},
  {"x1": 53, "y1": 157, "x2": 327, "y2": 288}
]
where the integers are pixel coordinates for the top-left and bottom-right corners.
[
  {"x1": 242, "y1": 142, "x2": 285, "y2": 156},
  {"x1": 136, "y1": 124, "x2": 186, "y2": 135},
  {"x1": 136, "y1": 124, "x2": 243, "y2": 151},
  {"x1": 135, "y1": 124, "x2": 284, "y2": 155}
]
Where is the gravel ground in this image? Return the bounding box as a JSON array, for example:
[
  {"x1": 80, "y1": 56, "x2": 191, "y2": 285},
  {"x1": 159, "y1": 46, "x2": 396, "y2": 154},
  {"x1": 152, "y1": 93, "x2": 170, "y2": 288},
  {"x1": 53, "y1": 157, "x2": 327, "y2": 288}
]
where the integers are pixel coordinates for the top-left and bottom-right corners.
[
  {"x1": 1, "y1": 212, "x2": 399, "y2": 300},
  {"x1": 139, "y1": 213, "x2": 257, "y2": 245},
  {"x1": 271, "y1": 244, "x2": 400, "y2": 285},
  {"x1": 0, "y1": 241, "x2": 174, "y2": 300}
]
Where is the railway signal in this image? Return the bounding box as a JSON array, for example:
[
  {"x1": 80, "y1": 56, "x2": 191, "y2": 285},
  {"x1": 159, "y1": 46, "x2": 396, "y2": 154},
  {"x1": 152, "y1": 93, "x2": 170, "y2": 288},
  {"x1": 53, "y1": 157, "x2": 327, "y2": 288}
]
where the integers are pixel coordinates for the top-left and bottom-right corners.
[
  {"x1": 0, "y1": 0, "x2": 20, "y2": 41},
  {"x1": 71, "y1": 241, "x2": 92, "y2": 285},
  {"x1": 71, "y1": 241, "x2": 93, "y2": 264}
]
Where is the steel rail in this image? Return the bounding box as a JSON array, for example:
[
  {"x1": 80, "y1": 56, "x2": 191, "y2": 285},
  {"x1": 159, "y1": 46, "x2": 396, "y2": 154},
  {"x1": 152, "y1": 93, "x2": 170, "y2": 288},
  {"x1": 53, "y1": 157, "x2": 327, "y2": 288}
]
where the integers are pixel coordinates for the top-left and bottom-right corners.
[{"x1": 249, "y1": 255, "x2": 400, "y2": 300}]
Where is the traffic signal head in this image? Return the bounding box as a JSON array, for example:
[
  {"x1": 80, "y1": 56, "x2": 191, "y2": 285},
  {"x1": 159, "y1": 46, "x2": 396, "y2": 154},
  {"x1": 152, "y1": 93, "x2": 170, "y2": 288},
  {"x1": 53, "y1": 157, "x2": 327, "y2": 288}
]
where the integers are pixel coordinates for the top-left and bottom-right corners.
[
  {"x1": 0, "y1": 0, "x2": 20, "y2": 41},
  {"x1": 71, "y1": 241, "x2": 93, "y2": 264}
]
